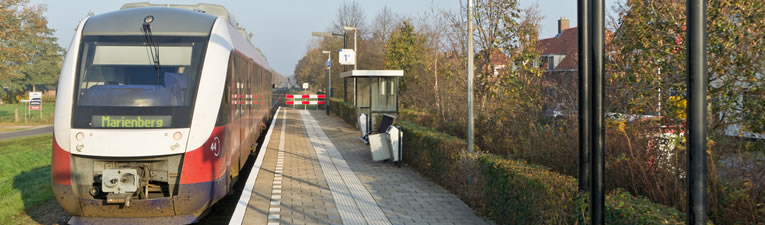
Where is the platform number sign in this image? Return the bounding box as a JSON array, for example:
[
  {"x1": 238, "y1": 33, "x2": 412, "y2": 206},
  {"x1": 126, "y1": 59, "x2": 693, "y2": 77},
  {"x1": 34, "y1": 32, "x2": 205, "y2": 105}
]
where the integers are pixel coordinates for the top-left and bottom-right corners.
[{"x1": 338, "y1": 49, "x2": 355, "y2": 65}]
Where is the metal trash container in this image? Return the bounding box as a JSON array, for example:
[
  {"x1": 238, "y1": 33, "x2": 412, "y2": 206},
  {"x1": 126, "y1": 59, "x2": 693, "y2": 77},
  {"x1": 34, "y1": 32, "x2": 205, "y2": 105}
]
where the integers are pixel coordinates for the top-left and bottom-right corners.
[
  {"x1": 358, "y1": 113, "x2": 368, "y2": 143},
  {"x1": 368, "y1": 125, "x2": 404, "y2": 165},
  {"x1": 387, "y1": 126, "x2": 403, "y2": 166},
  {"x1": 368, "y1": 132, "x2": 391, "y2": 161}
]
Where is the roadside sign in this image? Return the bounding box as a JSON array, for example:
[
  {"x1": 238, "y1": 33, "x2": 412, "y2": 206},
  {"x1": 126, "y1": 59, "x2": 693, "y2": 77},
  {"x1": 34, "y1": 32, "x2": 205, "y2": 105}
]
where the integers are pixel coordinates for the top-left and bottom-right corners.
[
  {"x1": 302, "y1": 83, "x2": 309, "y2": 90},
  {"x1": 326, "y1": 60, "x2": 331, "y2": 68},
  {"x1": 28, "y1": 92, "x2": 43, "y2": 111},
  {"x1": 30, "y1": 100, "x2": 42, "y2": 110},
  {"x1": 338, "y1": 49, "x2": 355, "y2": 65},
  {"x1": 29, "y1": 91, "x2": 42, "y2": 99}
]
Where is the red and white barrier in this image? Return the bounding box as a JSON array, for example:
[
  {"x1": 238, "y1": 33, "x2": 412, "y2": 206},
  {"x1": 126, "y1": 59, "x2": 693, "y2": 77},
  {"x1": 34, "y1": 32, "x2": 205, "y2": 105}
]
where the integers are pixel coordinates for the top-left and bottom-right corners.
[{"x1": 286, "y1": 94, "x2": 326, "y2": 105}]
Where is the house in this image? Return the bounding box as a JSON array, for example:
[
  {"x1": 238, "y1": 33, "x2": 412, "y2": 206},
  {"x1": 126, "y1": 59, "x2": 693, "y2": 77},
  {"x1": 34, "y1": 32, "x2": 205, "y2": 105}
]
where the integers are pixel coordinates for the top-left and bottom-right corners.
[
  {"x1": 537, "y1": 17, "x2": 579, "y2": 117},
  {"x1": 538, "y1": 17, "x2": 579, "y2": 73}
]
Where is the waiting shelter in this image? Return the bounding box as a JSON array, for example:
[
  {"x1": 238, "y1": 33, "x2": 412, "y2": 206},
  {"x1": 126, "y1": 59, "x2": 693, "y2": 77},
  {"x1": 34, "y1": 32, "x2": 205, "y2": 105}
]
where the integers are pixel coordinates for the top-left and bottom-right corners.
[{"x1": 340, "y1": 70, "x2": 404, "y2": 133}]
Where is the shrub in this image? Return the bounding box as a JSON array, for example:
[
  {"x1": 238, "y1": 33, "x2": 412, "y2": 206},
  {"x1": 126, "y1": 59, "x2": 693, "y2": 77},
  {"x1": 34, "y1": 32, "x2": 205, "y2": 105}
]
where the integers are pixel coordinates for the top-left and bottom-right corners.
[
  {"x1": 395, "y1": 120, "x2": 688, "y2": 225},
  {"x1": 329, "y1": 97, "x2": 356, "y2": 126},
  {"x1": 397, "y1": 120, "x2": 486, "y2": 209},
  {"x1": 575, "y1": 189, "x2": 688, "y2": 225},
  {"x1": 479, "y1": 154, "x2": 578, "y2": 224}
]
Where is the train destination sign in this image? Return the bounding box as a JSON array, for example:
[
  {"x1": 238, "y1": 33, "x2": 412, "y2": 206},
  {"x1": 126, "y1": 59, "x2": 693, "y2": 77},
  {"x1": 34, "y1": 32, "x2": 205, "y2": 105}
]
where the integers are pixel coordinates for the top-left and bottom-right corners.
[{"x1": 91, "y1": 115, "x2": 172, "y2": 128}]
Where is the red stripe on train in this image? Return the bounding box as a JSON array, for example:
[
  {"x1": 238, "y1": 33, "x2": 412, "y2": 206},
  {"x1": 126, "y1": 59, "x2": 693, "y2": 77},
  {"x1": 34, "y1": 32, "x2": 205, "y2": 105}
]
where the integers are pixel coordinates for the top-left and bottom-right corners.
[
  {"x1": 180, "y1": 126, "x2": 227, "y2": 184},
  {"x1": 51, "y1": 137, "x2": 72, "y2": 185}
]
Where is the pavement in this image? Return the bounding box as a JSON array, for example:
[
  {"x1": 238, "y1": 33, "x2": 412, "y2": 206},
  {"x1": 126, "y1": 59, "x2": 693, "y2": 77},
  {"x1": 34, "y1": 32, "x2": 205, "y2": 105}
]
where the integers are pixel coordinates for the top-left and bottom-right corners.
[
  {"x1": 0, "y1": 125, "x2": 53, "y2": 141},
  {"x1": 231, "y1": 108, "x2": 488, "y2": 225}
]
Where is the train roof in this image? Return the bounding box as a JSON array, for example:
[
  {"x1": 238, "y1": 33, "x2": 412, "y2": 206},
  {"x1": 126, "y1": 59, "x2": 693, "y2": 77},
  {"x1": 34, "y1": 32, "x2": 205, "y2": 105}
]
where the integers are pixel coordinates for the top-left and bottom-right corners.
[
  {"x1": 83, "y1": 7, "x2": 216, "y2": 36},
  {"x1": 120, "y1": 2, "x2": 236, "y2": 24}
]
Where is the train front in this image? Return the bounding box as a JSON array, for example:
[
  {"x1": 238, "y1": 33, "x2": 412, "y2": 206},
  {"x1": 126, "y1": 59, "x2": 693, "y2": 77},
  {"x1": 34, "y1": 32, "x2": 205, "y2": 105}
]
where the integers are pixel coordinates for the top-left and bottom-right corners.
[{"x1": 52, "y1": 7, "x2": 233, "y2": 224}]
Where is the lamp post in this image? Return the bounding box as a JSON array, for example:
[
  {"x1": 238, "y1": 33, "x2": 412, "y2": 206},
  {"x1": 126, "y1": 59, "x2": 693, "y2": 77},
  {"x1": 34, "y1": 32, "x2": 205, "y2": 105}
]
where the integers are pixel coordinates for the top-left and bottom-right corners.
[
  {"x1": 322, "y1": 50, "x2": 331, "y2": 115},
  {"x1": 466, "y1": 0, "x2": 475, "y2": 153}
]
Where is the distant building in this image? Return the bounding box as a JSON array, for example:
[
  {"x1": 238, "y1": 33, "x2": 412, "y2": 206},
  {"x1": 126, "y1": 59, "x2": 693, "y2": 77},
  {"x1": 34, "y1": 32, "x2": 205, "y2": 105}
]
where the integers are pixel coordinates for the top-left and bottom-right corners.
[
  {"x1": 537, "y1": 17, "x2": 579, "y2": 117},
  {"x1": 539, "y1": 17, "x2": 578, "y2": 73}
]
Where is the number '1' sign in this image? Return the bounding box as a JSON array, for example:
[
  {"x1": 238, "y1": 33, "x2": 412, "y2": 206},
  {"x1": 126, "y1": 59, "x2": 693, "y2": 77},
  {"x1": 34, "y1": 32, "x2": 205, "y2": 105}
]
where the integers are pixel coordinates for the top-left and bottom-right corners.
[{"x1": 338, "y1": 49, "x2": 355, "y2": 65}]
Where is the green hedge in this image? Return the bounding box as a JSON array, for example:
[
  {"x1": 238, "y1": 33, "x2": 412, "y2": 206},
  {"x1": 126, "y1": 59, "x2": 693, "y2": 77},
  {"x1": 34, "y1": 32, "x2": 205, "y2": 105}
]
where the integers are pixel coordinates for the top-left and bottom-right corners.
[
  {"x1": 396, "y1": 120, "x2": 688, "y2": 225},
  {"x1": 329, "y1": 97, "x2": 356, "y2": 126},
  {"x1": 398, "y1": 121, "x2": 471, "y2": 184},
  {"x1": 480, "y1": 154, "x2": 578, "y2": 224}
]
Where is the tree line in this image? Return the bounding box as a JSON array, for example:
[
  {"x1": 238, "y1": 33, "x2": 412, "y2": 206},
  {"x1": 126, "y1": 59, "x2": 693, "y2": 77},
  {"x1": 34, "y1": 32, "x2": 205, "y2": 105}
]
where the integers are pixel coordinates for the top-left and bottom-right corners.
[{"x1": 0, "y1": 0, "x2": 63, "y2": 103}]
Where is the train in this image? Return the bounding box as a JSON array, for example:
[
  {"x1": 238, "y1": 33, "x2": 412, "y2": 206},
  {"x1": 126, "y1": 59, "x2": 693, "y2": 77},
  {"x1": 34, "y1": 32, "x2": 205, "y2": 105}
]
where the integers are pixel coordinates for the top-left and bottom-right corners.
[{"x1": 52, "y1": 3, "x2": 271, "y2": 224}]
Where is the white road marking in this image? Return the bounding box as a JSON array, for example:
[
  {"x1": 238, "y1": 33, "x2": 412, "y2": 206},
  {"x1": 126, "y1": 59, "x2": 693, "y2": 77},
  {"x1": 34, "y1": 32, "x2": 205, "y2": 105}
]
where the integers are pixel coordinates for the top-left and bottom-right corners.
[
  {"x1": 266, "y1": 109, "x2": 288, "y2": 224},
  {"x1": 229, "y1": 107, "x2": 281, "y2": 225}
]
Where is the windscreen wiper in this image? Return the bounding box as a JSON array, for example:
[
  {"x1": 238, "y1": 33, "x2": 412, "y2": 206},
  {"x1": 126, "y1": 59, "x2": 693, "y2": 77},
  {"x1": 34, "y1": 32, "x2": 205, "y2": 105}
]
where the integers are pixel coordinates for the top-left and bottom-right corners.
[{"x1": 142, "y1": 16, "x2": 161, "y2": 85}]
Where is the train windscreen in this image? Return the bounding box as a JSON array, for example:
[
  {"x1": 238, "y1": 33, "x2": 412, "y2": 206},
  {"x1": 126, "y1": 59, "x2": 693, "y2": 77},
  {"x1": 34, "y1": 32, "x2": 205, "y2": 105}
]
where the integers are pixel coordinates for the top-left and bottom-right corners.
[{"x1": 72, "y1": 36, "x2": 208, "y2": 129}]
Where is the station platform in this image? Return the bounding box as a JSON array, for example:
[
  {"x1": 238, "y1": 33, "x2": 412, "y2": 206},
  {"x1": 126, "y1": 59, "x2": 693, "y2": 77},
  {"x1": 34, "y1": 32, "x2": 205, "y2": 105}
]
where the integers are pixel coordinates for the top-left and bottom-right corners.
[{"x1": 229, "y1": 108, "x2": 487, "y2": 225}]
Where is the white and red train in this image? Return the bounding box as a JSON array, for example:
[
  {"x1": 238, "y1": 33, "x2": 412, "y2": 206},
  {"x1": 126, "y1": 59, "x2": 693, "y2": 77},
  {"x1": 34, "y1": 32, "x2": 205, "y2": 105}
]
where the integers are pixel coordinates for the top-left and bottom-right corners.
[{"x1": 52, "y1": 4, "x2": 271, "y2": 224}]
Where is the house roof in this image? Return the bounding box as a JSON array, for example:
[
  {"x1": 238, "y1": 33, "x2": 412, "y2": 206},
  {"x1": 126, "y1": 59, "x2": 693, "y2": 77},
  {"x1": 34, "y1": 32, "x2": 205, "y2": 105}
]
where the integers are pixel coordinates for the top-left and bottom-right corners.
[
  {"x1": 475, "y1": 48, "x2": 511, "y2": 66},
  {"x1": 538, "y1": 27, "x2": 579, "y2": 71}
]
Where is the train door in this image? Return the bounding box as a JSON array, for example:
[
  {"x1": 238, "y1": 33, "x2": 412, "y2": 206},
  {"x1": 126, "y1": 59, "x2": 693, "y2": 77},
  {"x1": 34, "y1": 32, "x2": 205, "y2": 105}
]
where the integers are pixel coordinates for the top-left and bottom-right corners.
[
  {"x1": 240, "y1": 62, "x2": 252, "y2": 167},
  {"x1": 255, "y1": 66, "x2": 262, "y2": 128},
  {"x1": 228, "y1": 54, "x2": 241, "y2": 179},
  {"x1": 252, "y1": 64, "x2": 263, "y2": 146},
  {"x1": 238, "y1": 60, "x2": 244, "y2": 165}
]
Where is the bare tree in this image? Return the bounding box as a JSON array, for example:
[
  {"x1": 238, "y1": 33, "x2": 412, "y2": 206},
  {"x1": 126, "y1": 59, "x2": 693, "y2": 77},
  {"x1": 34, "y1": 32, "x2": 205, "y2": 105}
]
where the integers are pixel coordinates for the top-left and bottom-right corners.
[
  {"x1": 364, "y1": 6, "x2": 398, "y2": 70},
  {"x1": 372, "y1": 6, "x2": 396, "y2": 45},
  {"x1": 332, "y1": 0, "x2": 366, "y2": 33}
]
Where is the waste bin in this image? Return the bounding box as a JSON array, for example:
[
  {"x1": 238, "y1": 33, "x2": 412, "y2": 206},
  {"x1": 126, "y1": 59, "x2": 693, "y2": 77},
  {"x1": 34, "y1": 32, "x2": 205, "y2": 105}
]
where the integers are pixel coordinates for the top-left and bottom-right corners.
[
  {"x1": 358, "y1": 113, "x2": 368, "y2": 143},
  {"x1": 368, "y1": 132, "x2": 391, "y2": 161},
  {"x1": 387, "y1": 126, "x2": 403, "y2": 165},
  {"x1": 368, "y1": 125, "x2": 403, "y2": 164}
]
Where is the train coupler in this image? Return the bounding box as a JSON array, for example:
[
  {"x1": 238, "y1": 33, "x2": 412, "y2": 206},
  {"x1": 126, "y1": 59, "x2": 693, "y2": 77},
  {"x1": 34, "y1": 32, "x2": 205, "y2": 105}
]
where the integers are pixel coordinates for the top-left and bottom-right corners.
[{"x1": 106, "y1": 193, "x2": 133, "y2": 207}]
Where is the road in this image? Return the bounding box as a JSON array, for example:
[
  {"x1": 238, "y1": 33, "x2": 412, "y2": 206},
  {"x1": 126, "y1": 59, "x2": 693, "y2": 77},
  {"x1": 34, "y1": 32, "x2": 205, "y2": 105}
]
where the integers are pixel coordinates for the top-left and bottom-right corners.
[{"x1": 0, "y1": 125, "x2": 53, "y2": 141}]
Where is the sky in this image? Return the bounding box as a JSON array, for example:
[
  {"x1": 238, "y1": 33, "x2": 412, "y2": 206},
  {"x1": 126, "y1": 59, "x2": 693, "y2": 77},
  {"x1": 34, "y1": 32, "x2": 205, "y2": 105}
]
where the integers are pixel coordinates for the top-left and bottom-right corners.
[{"x1": 30, "y1": 0, "x2": 617, "y2": 77}]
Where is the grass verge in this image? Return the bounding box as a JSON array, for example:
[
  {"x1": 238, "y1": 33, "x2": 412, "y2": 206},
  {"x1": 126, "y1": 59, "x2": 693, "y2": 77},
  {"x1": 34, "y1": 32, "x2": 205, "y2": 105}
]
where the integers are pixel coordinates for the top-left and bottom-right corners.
[{"x1": 0, "y1": 134, "x2": 54, "y2": 224}]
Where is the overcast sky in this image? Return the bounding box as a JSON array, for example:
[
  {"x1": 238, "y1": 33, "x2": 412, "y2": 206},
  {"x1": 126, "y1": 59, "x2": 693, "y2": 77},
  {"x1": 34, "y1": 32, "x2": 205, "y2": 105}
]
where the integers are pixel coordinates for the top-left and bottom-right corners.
[{"x1": 30, "y1": 0, "x2": 617, "y2": 77}]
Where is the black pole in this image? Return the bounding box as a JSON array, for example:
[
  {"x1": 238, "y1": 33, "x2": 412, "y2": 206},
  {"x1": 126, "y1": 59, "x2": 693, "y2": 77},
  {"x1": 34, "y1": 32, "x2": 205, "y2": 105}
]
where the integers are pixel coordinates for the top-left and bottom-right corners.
[
  {"x1": 326, "y1": 62, "x2": 331, "y2": 115},
  {"x1": 686, "y1": 0, "x2": 707, "y2": 224},
  {"x1": 589, "y1": 0, "x2": 605, "y2": 224},
  {"x1": 577, "y1": 0, "x2": 591, "y2": 192},
  {"x1": 343, "y1": 32, "x2": 348, "y2": 102}
]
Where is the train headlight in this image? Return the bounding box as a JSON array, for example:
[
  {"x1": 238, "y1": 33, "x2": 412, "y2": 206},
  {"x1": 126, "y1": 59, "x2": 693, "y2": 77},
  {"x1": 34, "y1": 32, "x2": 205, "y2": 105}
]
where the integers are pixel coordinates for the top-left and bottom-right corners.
[
  {"x1": 76, "y1": 144, "x2": 84, "y2": 152},
  {"x1": 170, "y1": 143, "x2": 180, "y2": 151},
  {"x1": 76, "y1": 132, "x2": 85, "y2": 141},
  {"x1": 173, "y1": 132, "x2": 182, "y2": 141}
]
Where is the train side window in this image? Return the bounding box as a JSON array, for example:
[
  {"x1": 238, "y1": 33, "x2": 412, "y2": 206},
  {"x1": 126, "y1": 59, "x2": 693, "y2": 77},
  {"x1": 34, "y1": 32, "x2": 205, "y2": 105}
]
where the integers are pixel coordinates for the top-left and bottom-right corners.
[
  {"x1": 255, "y1": 65, "x2": 261, "y2": 107},
  {"x1": 248, "y1": 61, "x2": 253, "y2": 115},
  {"x1": 216, "y1": 56, "x2": 233, "y2": 126},
  {"x1": 232, "y1": 55, "x2": 237, "y2": 119},
  {"x1": 234, "y1": 53, "x2": 245, "y2": 119}
]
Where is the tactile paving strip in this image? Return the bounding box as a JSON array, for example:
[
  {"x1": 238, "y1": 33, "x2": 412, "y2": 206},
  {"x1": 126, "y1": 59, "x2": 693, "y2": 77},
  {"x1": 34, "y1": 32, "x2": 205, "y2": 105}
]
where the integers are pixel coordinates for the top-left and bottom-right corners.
[{"x1": 300, "y1": 110, "x2": 391, "y2": 225}]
